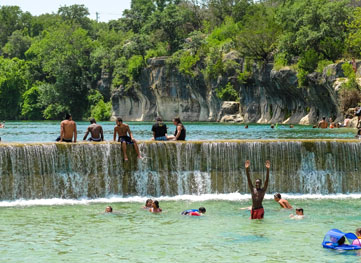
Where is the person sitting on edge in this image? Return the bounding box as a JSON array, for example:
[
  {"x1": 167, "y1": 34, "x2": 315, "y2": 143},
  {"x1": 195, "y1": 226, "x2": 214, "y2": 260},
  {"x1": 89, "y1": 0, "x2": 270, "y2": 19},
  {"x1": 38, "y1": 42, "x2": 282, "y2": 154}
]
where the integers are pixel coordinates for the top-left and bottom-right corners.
[
  {"x1": 149, "y1": 200, "x2": 162, "y2": 213},
  {"x1": 152, "y1": 117, "x2": 168, "y2": 141},
  {"x1": 113, "y1": 117, "x2": 141, "y2": 161},
  {"x1": 274, "y1": 193, "x2": 293, "y2": 209},
  {"x1": 56, "y1": 113, "x2": 77, "y2": 142},
  {"x1": 83, "y1": 118, "x2": 104, "y2": 142},
  {"x1": 181, "y1": 207, "x2": 206, "y2": 216},
  {"x1": 352, "y1": 228, "x2": 361, "y2": 246},
  {"x1": 105, "y1": 206, "x2": 113, "y2": 213},
  {"x1": 167, "y1": 117, "x2": 186, "y2": 141},
  {"x1": 143, "y1": 199, "x2": 153, "y2": 209},
  {"x1": 318, "y1": 116, "x2": 328, "y2": 128},
  {"x1": 289, "y1": 208, "x2": 304, "y2": 219},
  {"x1": 245, "y1": 160, "x2": 270, "y2": 219}
]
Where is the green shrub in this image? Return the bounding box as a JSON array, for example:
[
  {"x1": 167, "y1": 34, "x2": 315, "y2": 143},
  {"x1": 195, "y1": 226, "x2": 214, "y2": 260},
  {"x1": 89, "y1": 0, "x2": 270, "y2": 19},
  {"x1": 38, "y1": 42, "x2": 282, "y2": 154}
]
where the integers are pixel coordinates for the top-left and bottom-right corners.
[
  {"x1": 316, "y1": 60, "x2": 333, "y2": 73},
  {"x1": 178, "y1": 51, "x2": 199, "y2": 77},
  {"x1": 21, "y1": 86, "x2": 44, "y2": 120},
  {"x1": 216, "y1": 82, "x2": 239, "y2": 101},
  {"x1": 274, "y1": 53, "x2": 288, "y2": 70},
  {"x1": 297, "y1": 49, "x2": 321, "y2": 73},
  {"x1": 91, "y1": 100, "x2": 112, "y2": 121},
  {"x1": 127, "y1": 55, "x2": 144, "y2": 80}
]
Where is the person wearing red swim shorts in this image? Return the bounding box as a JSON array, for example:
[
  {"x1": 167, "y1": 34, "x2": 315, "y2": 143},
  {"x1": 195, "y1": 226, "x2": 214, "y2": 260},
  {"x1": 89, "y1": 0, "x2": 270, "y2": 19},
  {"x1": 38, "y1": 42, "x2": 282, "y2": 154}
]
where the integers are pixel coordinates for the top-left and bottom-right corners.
[{"x1": 245, "y1": 160, "x2": 270, "y2": 219}]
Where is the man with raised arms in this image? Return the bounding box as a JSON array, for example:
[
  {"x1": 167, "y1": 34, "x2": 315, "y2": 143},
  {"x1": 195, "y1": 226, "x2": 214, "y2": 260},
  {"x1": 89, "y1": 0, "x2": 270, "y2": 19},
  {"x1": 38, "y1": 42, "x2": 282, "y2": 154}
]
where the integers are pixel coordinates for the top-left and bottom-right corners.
[
  {"x1": 56, "y1": 113, "x2": 77, "y2": 142},
  {"x1": 113, "y1": 117, "x2": 141, "y2": 161},
  {"x1": 245, "y1": 160, "x2": 270, "y2": 219}
]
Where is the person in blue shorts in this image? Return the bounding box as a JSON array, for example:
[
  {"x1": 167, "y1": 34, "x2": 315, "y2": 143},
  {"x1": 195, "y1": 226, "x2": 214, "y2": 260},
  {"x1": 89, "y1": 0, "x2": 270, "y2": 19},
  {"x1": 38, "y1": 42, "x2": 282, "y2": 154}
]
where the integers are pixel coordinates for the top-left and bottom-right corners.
[
  {"x1": 152, "y1": 117, "x2": 168, "y2": 141},
  {"x1": 181, "y1": 207, "x2": 206, "y2": 216}
]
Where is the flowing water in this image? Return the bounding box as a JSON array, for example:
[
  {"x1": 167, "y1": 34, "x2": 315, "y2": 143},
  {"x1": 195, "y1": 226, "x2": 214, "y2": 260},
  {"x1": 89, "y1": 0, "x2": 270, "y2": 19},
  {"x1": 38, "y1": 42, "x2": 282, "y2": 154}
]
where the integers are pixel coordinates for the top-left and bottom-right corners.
[{"x1": 1, "y1": 122, "x2": 360, "y2": 262}]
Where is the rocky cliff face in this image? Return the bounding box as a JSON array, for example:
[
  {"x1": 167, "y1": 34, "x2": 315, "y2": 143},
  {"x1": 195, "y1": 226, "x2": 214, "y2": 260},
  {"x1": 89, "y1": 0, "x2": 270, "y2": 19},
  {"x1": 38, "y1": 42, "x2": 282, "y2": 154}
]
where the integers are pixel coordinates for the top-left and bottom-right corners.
[
  {"x1": 111, "y1": 55, "x2": 359, "y2": 124},
  {"x1": 111, "y1": 57, "x2": 221, "y2": 121}
]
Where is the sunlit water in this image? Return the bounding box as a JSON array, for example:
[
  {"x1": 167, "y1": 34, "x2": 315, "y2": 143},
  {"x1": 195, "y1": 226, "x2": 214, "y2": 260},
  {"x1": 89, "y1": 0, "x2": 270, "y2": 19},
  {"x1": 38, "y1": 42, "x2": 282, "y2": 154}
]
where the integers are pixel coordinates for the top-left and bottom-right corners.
[
  {"x1": 0, "y1": 121, "x2": 357, "y2": 142},
  {"x1": 1, "y1": 195, "x2": 361, "y2": 262}
]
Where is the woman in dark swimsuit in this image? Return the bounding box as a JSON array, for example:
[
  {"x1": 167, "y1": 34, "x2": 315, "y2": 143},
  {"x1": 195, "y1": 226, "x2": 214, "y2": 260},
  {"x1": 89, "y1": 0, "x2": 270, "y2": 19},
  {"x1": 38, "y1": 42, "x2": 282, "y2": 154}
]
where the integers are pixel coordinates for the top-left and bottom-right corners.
[{"x1": 167, "y1": 117, "x2": 186, "y2": 141}]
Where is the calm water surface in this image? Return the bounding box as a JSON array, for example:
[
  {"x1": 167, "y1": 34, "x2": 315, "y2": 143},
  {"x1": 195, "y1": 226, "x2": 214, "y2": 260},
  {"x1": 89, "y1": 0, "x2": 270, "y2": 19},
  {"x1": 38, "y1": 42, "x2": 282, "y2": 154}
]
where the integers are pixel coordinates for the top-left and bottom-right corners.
[
  {"x1": 0, "y1": 121, "x2": 357, "y2": 142},
  {"x1": 1, "y1": 197, "x2": 361, "y2": 262}
]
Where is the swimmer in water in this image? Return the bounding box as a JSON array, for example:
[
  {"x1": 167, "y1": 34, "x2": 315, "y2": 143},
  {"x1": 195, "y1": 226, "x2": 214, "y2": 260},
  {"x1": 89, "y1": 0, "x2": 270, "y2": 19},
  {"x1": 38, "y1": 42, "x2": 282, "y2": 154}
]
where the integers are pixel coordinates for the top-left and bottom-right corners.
[
  {"x1": 143, "y1": 199, "x2": 153, "y2": 209},
  {"x1": 245, "y1": 160, "x2": 270, "y2": 219},
  {"x1": 289, "y1": 208, "x2": 304, "y2": 219},
  {"x1": 274, "y1": 193, "x2": 293, "y2": 209},
  {"x1": 149, "y1": 200, "x2": 162, "y2": 213},
  {"x1": 352, "y1": 228, "x2": 361, "y2": 246},
  {"x1": 105, "y1": 206, "x2": 113, "y2": 213},
  {"x1": 181, "y1": 207, "x2": 206, "y2": 216}
]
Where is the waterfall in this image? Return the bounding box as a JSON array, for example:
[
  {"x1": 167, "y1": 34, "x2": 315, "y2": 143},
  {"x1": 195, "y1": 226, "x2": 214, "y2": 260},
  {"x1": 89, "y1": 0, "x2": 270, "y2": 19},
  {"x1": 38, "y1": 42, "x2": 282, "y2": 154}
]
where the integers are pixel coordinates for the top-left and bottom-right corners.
[{"x1": 0, "y1": 140, "x2": 360, "y2": 200}]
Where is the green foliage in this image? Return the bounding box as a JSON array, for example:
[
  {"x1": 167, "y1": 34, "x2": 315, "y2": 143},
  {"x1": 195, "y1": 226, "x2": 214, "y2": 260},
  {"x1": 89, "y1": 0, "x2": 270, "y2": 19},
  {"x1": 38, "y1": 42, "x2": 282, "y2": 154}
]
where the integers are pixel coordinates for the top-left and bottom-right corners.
[
  {"x1": 2, "y1": 30, "x2": 31, "y2": 59},
  {"x1": 341, "y1": 63, "x2": 358, "y2": 90},
  {"x1": 127, "y1": 55, "x2": 144, "y2": 80},
  {"x1": 345, "y1": 8, "x2": 361, "y2": 57},
  {"x1": 273, "y1": 53, "x2": 288, "y2": 70},
  {"x1": 178, "y1": 51, "x2": 199, "y2": 77},
  {"x1": 216, "y1": 82, "x2": 239, "y2": 101},
  {"x1": 21, "y1": 86, "x2": 43, "y2": 120},
  {"x1": 0, "y1": 57, "x2": 28, "y2": 119},
  {"x1": 297, "y1": 49, "x2": 321, "y2": 73},
  {"x1": 316, "y1": 60, "x2": 333, "y2": 74},
  {"x1": 90, "y1": 100, "x2": 112, "y2": 121}
]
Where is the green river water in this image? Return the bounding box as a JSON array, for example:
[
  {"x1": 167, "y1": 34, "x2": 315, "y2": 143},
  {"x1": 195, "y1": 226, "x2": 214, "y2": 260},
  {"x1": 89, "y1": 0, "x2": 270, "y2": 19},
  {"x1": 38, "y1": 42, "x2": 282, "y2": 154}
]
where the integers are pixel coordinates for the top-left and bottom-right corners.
[{"x1": 1, "y1": 197, "x2": 361, "y2": 263}]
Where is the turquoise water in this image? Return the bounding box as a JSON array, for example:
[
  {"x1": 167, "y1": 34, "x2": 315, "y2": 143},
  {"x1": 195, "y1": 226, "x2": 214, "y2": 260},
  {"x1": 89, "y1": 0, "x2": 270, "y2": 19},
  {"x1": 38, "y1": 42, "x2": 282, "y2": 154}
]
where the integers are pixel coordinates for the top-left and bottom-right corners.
[
  {"x1": 1, "y1": 196, "x2": 361, "y2": 262},
  {"x1": 0, "y1": 121, "x2": 357, "y2": 142}
]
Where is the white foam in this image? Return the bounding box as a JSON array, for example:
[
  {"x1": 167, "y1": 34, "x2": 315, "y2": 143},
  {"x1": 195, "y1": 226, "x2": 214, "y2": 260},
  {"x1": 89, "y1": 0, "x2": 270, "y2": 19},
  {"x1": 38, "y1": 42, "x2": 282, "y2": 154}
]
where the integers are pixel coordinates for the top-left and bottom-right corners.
[{"x1": 1, "y1": 193, "x2": 361, "y2": 207}]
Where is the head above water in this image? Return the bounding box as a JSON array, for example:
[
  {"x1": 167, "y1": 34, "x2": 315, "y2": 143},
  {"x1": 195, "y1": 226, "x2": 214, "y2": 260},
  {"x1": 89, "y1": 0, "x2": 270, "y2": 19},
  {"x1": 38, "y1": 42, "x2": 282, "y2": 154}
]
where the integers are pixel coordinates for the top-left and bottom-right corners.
[
  {"x1": 145, "y1": 199, "x2": 153, "y2": 207},
  {"x1": 255, "y1": 179, "x2": 262, "y2": 189},
  {"x1": 105, "y1": 206, "x2": 113, "y2": 213},
  {"x1": 356, "y1": 228, "x2": 361, "y2": 236},
  {"x1": 274, "y1": 193, "x2": 281, "y2": 200},
  {"x1": 296, "y1": 208, "x2": 304, "y2": 215},
  {"x1": 89, "y1": 118, "x2": 96, "y2": 124},
  {"x1": 153, "y1": 200, "x2": 160, "y2": 209},
  {"x1": 199, "y1": 207, "x2": 206, "y2": 214}
]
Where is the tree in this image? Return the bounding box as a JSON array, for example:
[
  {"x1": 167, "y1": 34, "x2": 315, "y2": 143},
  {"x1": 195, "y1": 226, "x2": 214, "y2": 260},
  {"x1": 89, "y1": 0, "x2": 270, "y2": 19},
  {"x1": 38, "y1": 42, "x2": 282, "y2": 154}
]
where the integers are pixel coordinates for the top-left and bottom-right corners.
[
  {"x1": 2, "y1": 30, "x2": 31, "y2": 59},
  {"x1": 26, "y1": 24, "x2": 94, "y2": 119},
  {"x1": 0, "y1": 57, "x2": 28, "y2": 119}
]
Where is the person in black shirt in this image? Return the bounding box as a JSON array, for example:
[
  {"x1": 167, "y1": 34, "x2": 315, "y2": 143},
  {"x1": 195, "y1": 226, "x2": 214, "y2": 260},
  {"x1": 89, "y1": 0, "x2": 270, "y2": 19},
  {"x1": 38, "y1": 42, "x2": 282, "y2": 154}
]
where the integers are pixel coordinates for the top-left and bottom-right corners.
[
  {"x1": 167, "y1": 117, "x2": 186, "y2": 141},
  {"x1": 152, "y1": 117, "x2": 168, "y2": 141}
]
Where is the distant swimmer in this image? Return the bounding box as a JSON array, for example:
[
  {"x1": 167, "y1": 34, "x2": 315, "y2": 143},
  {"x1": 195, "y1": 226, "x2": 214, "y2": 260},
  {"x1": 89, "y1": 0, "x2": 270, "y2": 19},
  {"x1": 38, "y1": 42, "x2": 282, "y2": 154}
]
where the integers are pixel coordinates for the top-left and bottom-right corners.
[
  {"x1": 245, "y1": 125, "x2": 248, "y2": 129},
  {"x1": 273, "y1": 193, "x2": 292, "y2": 209},
  {"x1": 181, "y1": 207, "x2": 206, "y2": 216},
  {"x1": 167, "y1": 117, "x2": 186, "y2": 141},
  {"x1": 352, "y1": 228, "x2": 361, "y2": 246},
  {"x1": 113, "y1": 117, "x2": 141, "y2": 161},
  {"x1": 143, "y1": 199, "x2": 153, "y2": 209},
  {"x1": 56, "y1": 113, "x2": 77, "y2": 142},
  {"x1": 245, "y1": 160, "x2": 270, "y2": 219},
  {"x1": 105, "y1": 206, "x2": 113, "y2": 213},
  {"x1": 0, "y1": 121, "x2": 5, "y2": 128},
  {"x1": 289, "y1": 208, "x2": 304, "y2": 219},
  {"x1": 149, "y1": 200, "x2": 162, "y2": 213},
  {"x1": 318, "y1": 116, "x2": 328, "y2": 129},
  {"x1": 83, "y1": 118, "x2": 104, "y2": 142}
]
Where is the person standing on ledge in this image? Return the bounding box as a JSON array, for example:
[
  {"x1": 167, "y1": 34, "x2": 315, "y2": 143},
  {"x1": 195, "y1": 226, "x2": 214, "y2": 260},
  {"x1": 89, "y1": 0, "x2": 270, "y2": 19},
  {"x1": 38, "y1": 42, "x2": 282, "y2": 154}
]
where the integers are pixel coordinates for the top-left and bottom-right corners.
[
  {"x1": 167, "y1": 117, "x2": 186, "y2": 141},
  {"x1": 245, "y1": 160, "x2": 270, "y2": 219},
  {"x1": 56, "y1": 113, "x2": 77, "y2": 143},
  {"x1": 151, "y1": 117, "x2": 168, "y2": 141},
  {"x1": 83, "y1": 118, "x2": 104, "y2": 142},
  {"x1": 113, "y1": 117, "x2": 141, "y2": 161}
]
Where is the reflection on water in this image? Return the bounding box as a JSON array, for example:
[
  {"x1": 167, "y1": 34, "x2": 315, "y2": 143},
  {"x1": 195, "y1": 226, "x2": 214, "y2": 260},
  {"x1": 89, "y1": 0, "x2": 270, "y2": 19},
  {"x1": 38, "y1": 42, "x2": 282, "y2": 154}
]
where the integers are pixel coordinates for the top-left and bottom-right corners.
[{"x1": 0, "y1": 121, "x2": 357, "y2": 142}]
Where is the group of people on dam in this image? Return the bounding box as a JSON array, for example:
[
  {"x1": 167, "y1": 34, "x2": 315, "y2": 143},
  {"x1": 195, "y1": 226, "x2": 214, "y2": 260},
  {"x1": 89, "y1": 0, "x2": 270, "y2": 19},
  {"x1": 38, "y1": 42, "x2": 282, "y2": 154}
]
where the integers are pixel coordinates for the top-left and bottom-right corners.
[{"x1": 55, "y1": 113, "x2": 186, "y2": 161}]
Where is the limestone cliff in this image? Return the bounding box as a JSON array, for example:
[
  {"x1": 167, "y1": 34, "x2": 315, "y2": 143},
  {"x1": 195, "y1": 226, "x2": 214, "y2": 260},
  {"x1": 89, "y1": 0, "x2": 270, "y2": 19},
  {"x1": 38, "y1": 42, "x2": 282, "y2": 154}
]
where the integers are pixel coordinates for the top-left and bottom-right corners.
[
  {"x1": 111, "y1": 55, "x2": 359, "y2": 124},
  {"x1": 111, "y1": 57, "x2": 221, "y2": 121}
]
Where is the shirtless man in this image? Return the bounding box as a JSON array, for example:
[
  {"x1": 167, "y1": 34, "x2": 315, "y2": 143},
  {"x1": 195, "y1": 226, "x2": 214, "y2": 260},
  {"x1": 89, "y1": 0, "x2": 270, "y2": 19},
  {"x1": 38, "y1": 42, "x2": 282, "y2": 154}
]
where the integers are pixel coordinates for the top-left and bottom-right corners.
[
  {"x1": 113, "y1": 117, "x2": 141, "y2": 161},
  {"x1": 56, "y1": 113, "x2": 77, "y2": 142},
  {"x1": 245, "y1": 160, "x2": 270, "y2": 219},
  {"x1": 318, "y1": 116, "x2": 328, "y2": 128},
  {"x1": 273, "y1": 193, "x2": 292, "y2": 209},
  {"x1": 83, "y1": 118, "x2": 104, "y2": 142}
]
